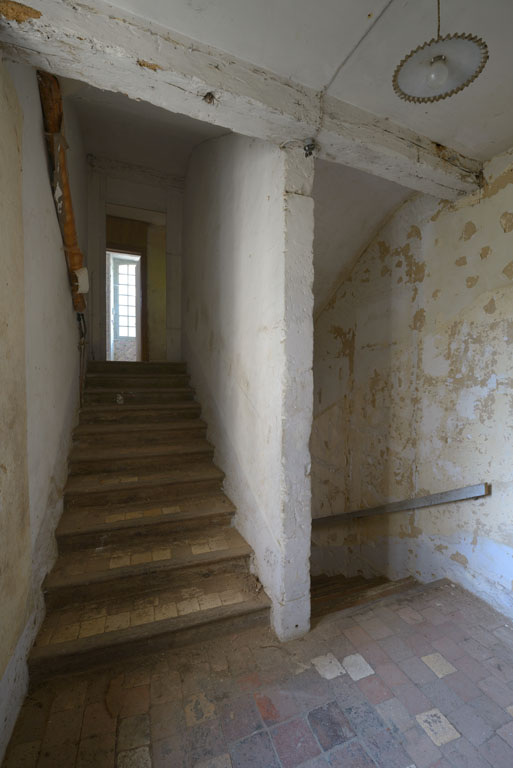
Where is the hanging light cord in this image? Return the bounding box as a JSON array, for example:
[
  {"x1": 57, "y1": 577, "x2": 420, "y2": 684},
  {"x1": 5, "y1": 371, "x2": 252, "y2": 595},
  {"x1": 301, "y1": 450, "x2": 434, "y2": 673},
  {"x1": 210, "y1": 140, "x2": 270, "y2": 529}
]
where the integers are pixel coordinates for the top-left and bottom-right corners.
[{"x1": 437, "y1": 0, "x2": 441, "y2": 38}]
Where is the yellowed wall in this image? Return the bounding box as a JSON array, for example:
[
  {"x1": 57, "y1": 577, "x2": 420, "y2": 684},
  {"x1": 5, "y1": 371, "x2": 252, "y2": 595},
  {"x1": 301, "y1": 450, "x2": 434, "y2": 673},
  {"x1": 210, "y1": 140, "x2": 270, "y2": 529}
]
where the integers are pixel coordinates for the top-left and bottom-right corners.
[
  {"x1": 312, "y1": 153, "x2": 513, "y2": 617},
  {"x1": 0, "y1": 62, "x2": 31, "y2": 678},
  {"x1": 147, "y1": 225, "x2": 167, "y2": 361}
]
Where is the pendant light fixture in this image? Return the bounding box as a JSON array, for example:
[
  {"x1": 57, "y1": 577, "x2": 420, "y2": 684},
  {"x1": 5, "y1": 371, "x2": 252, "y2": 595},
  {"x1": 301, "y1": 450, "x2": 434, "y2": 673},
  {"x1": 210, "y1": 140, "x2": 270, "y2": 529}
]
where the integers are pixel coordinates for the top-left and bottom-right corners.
[{"x1": 393, "y1": 0, "x2": 489, "y2": 104}]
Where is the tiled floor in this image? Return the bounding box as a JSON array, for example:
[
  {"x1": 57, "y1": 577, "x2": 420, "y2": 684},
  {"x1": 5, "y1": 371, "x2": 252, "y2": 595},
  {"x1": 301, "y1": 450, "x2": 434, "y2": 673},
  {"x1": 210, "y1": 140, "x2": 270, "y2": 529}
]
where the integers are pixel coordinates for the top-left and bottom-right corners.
[{"x1": 4, "y1": 580, "x2": 513, "y2": 767}]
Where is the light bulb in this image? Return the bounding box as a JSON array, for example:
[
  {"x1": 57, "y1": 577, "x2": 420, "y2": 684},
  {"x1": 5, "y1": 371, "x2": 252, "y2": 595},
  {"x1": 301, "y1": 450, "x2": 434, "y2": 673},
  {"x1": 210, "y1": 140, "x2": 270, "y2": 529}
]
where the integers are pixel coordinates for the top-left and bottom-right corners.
[{"x1": 428, "y1": 56, "x2": 449, "y2": 89}]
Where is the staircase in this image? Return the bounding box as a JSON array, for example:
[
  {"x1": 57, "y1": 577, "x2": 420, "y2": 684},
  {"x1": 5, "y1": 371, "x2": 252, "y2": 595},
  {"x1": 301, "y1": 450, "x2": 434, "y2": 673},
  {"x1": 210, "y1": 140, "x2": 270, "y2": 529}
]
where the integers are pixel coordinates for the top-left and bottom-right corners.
[
  {"x1": 311, "y1": 574, "x2": 417, "y2": 620},
  {"x1": 30, "y1": 361, "x2": 270, "y2": 681}
]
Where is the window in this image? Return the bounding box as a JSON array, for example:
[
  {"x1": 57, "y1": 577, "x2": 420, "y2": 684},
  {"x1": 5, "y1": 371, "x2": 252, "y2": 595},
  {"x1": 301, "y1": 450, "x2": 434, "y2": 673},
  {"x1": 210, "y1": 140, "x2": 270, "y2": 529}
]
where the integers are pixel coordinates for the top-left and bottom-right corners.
[
  {"x1": 115, "y1": 260, "x2": 137, "y2": 338},
  {"x1": 106, "y1": 251, "x2": 141, "y2": 361}
]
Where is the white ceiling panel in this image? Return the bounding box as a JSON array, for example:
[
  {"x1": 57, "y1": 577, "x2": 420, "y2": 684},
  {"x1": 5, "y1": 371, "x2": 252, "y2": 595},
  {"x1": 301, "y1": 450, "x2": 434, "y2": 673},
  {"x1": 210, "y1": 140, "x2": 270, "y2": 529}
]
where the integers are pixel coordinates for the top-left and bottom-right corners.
[
  {"x1": 62, "y1": 79, "x2": 228, "y2": 176},
  {"x1": 313, "y1": 159, "x2": 411, "y2": 310},
  {"x1": 106, "y1": 0, "x2": 392, "y2": 89},
  {"x1": 329, "y1": 0, "x2": 513, "y2": 160}
]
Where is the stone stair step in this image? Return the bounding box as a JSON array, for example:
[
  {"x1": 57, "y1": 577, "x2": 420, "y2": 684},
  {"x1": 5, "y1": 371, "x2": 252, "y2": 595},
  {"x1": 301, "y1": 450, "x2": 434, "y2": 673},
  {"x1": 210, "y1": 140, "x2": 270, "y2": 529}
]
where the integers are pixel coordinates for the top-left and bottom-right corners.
[
  {"x1": 44, "y1": 527, "x2": 251, "y2": 608},
  {"x1": 30, "y1": 572, "x2": 269, "y2": 681},
  {"x1": 85, "y1": 373, "x2": 190, "y2": 388},
  {"x1": 79, "y1": 402, "x2": 201, "y2": 424},
  {"x1": 87, "y1": 361, "x2": 187, "y2": 375},
  {"x1": 73, "y1": 419, "x2": 207, "y2": 441},
  {"x1": 311, "y1": 575, "x2": 418, "y2": 619},
  {"x1": 66, "y1": 463, "x2": 223, "y2": 493},
  {"x1": 69, "y1": 438, "x2": 214, "y2": 475},
  {"x1": 83, "y1": 387, "x2": 196, "y2": 405},
  {"x1": 57, "y1": 493, "x2": 236, "y2": 550},
  {"x1": 64, "y1": 463, "x2": 224, "y2": 508}
]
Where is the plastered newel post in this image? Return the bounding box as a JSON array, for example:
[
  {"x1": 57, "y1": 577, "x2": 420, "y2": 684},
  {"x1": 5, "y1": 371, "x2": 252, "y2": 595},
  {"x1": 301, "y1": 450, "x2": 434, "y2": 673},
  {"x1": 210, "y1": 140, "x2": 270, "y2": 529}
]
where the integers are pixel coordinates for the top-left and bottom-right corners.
[{"x1": 273, "y1": 149, "x2": 315, "y2": 640}]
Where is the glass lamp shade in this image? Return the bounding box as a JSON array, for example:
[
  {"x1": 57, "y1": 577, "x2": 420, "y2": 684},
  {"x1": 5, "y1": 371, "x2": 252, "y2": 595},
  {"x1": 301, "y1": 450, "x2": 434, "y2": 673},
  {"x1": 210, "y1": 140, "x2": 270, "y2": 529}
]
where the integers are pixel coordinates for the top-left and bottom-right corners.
[{"x1": 393, "y1": 33, "x2": 488, "y2": 103}]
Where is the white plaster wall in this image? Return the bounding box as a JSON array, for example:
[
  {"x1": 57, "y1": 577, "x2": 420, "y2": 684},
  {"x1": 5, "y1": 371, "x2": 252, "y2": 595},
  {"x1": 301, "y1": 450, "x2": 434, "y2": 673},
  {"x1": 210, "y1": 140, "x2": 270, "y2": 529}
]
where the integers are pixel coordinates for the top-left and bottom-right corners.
[
  {"x1": 312, "y1": 159, "x2": 410, "y2": 312},
  {"x1": 0, "y1": 63, "x2": 87, "y2": 758},
  {"x1": 87, "y1": 161, "x2": 182, "y2": 360},
  {"x1": 0, "y1": 57, "x2": 31, "y2": 762},
  {"x1": 312, "y1": 151, "x2": 513, "y2": 620},
  {"x1": 182, "y1": 134, "x2": 314, "y2": 639},
  {"x1": 7, "y1": 62, "x2": 85, "y2": 597}
]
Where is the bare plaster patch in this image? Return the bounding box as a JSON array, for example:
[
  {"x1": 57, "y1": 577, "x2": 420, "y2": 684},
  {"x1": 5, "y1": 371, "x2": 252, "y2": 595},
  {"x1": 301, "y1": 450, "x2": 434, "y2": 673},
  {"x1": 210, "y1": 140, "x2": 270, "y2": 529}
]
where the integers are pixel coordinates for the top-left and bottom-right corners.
[
  {"x1": 500, "y1": 212, "x2": 513, "y2": 233},
  {"x1": 466, "y1": 276, "x2": 479, "y2": 288},
  {"x1": 0, "y1": 1, "x2": 40, "y2": 22},
  {"x1": 432, "y1": 289, "x2": 441, "y2": 299},
  {"x1": 405, "y1": 250, "x2": 426, "y2": 284},
  {"x1": 450, "y1": 551, "x2": 469, "y2": 567},
  {"x1": 460, "y1": 221, "x2": 477, "y2": 241},
  {"x1": 483, "y1": 167, "x2": 513, "y2": 199},
  {"x1": 502, "y1": 261, "x2": 513, "y2": 280},
  {"x1": 455, "y1": 255, "x2": 467, "y2": 267},
  {"x1": 137, "y1": 59, "x2": 163, "y2": 72},
  {"x1": 377, "y1": 241, "x2": 390, "y2": 261},
  {"x1": 398, "y1": 513, "x2": 422, "y2": 540},
  {"x1": 480, "y1": 246, "x2": 491, "y2": 260},
  {"x1": 329, "y1": 325, "x2": 355, "y2": 375},
  {"x1": 408, "y1": 225, "x2": 422, "y2": 240},
  {"x1": 411, "y1": 308, "x2": 426, "y2": 331},
  {"x1": 484, "y1": 298, "x2": 496, "y2": 314},
  {"x1": 431, "y1": 200, "x2": 453, "y2": 222}
]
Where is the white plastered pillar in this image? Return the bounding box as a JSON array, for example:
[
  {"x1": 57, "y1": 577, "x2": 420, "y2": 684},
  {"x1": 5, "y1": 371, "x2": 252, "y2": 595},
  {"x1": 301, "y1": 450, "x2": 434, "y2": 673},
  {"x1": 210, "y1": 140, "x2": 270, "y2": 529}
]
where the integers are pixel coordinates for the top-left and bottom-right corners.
[{"x1": 272, "y1": 147, "x2": 315, "y2": 640}]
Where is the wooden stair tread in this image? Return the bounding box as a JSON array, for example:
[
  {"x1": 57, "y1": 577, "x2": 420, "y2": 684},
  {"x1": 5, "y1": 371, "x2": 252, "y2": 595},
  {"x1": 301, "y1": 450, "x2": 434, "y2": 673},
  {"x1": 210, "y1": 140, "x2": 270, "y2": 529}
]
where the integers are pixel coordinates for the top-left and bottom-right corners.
[
  {"x1": 74, "y1": 419, "x2": 206, "y2": 436},
  {"x1": 65, "y1": 463, "x2": 224, "y2": 494},
  {"x1": 80, "y1": 401, "x2": 199, "y2": 412},
  {"x1": 45, "y1": 527, "x2": 250, "y2": 590},
  {"x1": 85, "y1": 386, "x2": 194, "y2": 394},
  {"x1": 70, "y1": 439, "x2": 213, "y2": 462},
  {"x1": 87, "y1": 362, "x2": 187, "y2": 373},
  {"x1": 311, "y1": 575, "x2": 417, "y2": 618},
  {"x1": 30, "y1": 571, "x2": 270, "y2": 678},
  {"x1": 57, "y1": 493, "x2": 235, "y2": 538},
  {"x1": 31, "y1": 593, "x2": 269, "y2": 661}
]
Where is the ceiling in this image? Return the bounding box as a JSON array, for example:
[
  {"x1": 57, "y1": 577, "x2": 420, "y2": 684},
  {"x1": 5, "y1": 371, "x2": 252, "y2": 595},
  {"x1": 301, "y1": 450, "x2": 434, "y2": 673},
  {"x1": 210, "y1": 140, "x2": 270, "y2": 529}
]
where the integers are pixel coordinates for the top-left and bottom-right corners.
[
  {"x1": 107, "y1": 0, "x2": 513, "y2": 161},
  {"x1": 313, "y1": 160, "x2": 411, "y2": 311},
  {"x1": 61, "y1": 78, "x2": 228, "y2": 176},
  {"x1": 61, "y1": 80, "x2": 413, "y2": 308}
]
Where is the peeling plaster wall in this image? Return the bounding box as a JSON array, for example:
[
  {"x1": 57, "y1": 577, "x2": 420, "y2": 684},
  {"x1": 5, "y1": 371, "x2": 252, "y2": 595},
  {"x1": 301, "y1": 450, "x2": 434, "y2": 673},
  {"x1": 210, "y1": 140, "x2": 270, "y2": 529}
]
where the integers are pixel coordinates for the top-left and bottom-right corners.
[
  {"x1": 183, "y1": 134, "x2": 314, "y2": 639},
  {"x1": 312, "y1": 152, "x2": 513, "y2": 619},
  {"x1": 0, "y1": 62, "x2": 86, "y2": 758}
]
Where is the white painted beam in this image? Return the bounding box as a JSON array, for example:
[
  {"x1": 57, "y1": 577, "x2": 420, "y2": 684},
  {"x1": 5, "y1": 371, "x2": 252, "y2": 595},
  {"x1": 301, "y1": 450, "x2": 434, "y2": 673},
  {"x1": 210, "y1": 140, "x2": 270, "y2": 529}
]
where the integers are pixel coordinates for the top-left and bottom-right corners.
[{"x1": 0, "y1": 0, "x2": 482, "y2": 198}]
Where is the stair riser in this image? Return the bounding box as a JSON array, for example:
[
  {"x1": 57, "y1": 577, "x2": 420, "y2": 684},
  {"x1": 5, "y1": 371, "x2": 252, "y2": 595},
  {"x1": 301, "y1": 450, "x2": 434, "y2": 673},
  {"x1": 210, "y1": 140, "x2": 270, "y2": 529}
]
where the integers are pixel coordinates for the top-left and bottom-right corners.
[
  {"x1": 73, "y1": 427, "x2": 207, "y2": 445},
  {"x1": 69, "y1": 450, "x2": 214, "y2": 475},
  {"x1": 88, "y1": 362, "x2": 186, "y2": 374},
  {"x1": 29, "y1": 606, "x2": 269, "y2": 685},
  {"x1": 80, "y1": 407, "x2": 201, "y2": 424},
  {"x1": 57, "y1": 514, "x2": 234, "y2": 551},
  {"x1": 45, "y1": 555, "x2": 250, "y2": 610},
  {"x1": 85, "y1": 375, "x2": 190, "y2": 388},
  {"x1": 65, "y1": 477, "x2": 223, "y2": 508},
  {"x1": 83, "y1": 390, "x2": 195, "y2": 405}
]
